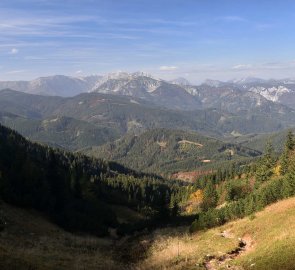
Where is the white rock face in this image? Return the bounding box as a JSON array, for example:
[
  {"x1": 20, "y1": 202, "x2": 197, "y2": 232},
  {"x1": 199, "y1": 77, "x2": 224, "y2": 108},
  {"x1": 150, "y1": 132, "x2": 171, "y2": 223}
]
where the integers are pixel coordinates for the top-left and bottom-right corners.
[
  {"x1": 249, "y1": 86, "x2": 291, "y2": 102},
  {"x1": 91, "y1": 72, "x2": 162, "y2": 93}
]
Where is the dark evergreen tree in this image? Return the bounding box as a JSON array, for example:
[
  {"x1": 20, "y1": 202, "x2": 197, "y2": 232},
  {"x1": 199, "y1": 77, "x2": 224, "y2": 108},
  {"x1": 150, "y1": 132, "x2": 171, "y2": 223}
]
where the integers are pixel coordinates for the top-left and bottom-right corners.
[
  {"x1": 280, "y1": 131, "x2": 294, "y2": 175},
  {"x1": 256, "y1": 141, "x2": 275, "y2": 182},
  {"x1": 201, "y1": 180, "x2": 218, "y2": 211}
]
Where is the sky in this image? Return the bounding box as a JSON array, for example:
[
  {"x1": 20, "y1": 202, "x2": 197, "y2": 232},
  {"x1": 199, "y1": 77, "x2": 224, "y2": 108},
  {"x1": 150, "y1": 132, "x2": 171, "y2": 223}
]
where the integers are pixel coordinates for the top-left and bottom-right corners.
[{"x1": 1, "y1": 0, "x2": 295, "y2": 83}]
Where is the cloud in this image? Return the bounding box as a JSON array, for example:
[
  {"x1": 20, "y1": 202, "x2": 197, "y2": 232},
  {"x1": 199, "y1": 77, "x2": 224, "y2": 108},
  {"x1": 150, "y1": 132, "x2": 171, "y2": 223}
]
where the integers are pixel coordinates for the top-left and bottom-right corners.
[
  {"x1": 6, "y1": 69, "x2": 26, "y2": 74},
  {"x1": 231, "y1": 61, "x2": 295, "y2": 72},
  {"x1": 231, "y1": 64, "x2": 252, "y2": 70},
  {"x1": 255, "y1": 23, "x2": 275, "y2": 31},
  {"x1": 9, "y1": 48, "x2": 18, "y2": 54},
  {"x1": 218, "y1": 16, "x2": 246, "y2": 22},
  {"x1": 75, "y1": 70, "x2": 83, "y2": 74},
  {"x1": 159, "y1": 66, "x2": 178, "y2": 71}
]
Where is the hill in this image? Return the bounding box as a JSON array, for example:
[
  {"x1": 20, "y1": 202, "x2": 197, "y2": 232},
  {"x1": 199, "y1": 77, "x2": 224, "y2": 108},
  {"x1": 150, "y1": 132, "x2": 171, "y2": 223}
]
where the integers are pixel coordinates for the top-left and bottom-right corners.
[
  {"x1": 0, "y1": 112, "x2": 120, "y2": 150},
  {"x1": 2, "y1": 192, "x2": 295, "y2": 270},
  {"x1": 131, "y1": 196, "x2": 295, "y2": 270},
  {"x1": 0, "y1": 202, "x2": 123, "y2": 270},
  {"x1": 0, "y1": 75, "x2": 102, "y2": 97},
  {"x1": 0, "y1": 89, "x2": 294, "y2": 143},
  {"x1": 0, "y1": 126, "x2": 295, "y2": 270},
  {"x1": 0, "y1": 124, "x2": 183, "y2": 236},
  {"x1": 85, "y1": 129, "x2": 261, "y2": 175},
  {"x1": 228, "y1": 127, "x2": 295, "y2": 152}
]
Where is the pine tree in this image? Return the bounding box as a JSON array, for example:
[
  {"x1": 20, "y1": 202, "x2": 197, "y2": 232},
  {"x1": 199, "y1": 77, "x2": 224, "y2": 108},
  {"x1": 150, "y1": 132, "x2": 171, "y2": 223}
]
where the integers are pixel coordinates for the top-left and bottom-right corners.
[
  {"x1": 256, "y1": 141, "x2": 275, "y2": 182},
  {"x1": 171, "y1": 201, "x2": 180, "y2": 218},
  {"x1": 286, "y1": 130, "x2": 294, "y2": 151},
  {"x1": 280, "y1": 149, "x2": 289, "y2": 176},
  {"x1": 280, "y1": 131, "x2": 294, "y2": 175},
  {"x1": 201, "y1": 180, "x2": 218, "y2": 211}
]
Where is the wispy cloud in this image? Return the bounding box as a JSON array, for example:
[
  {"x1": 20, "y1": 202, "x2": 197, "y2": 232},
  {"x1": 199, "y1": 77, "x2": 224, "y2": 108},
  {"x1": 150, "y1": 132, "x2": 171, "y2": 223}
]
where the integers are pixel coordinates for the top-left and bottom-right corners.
[
  {"x1": 159, "y1": 66, "x2": 178, "y2": 71},
  {"x1": 6, "y1": 69, "x2": 26, "y2": 74},
  {"x1": 255, "y1": 23, "x2": 276, "y2": 31},
  {"x1": 231, "y1": 64, "x2": 252, "y2": 70},
  {"x1": 231, "y1": 61, "x2": 295, "y2": 71},
  {"x1": 218, "y1": 16, "x2": 247, "y2": 22},
  {"x1": 9, "y1": 48, "x2": 18, "y2": 54}
]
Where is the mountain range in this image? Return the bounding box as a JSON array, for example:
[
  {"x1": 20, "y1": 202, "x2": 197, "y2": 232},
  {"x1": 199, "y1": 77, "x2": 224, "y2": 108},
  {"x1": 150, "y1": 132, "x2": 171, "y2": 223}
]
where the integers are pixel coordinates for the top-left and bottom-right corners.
[
  {"x1": 0, "y1": 89, "x2": 293, "y2": 144},
  {"x1": 0, "y1": 72, "x2": 295, "y2": 174},
  {"x1": 2, "y1": 73, "x2": 295, "y2": 110}
]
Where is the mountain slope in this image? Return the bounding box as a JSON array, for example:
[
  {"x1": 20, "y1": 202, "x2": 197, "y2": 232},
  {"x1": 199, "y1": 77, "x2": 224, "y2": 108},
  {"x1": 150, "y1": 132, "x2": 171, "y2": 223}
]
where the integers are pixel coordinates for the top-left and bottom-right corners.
[
  {"x1": 2, "y1": 73, "x2": 295, "y2": 111},
  {"x1": 0, "y1": 202, "x2": 122, "y2": 270},
  {"x1": 134, "y1": 196, "x2": 295, "y2": 270},
  {"x1": 240, "y1": 79, "x2": 295, "y2": 109},
  {"x1": 85, "y1": 129, "x2": 261, "y2": 175},
  {"x1": 92, "y1": 72, "x2": 201, "y2": 110},
  {"x1": 0, "y1": 112, "x2": 120, "y2": 150},
  {"x1": 202, "y1": 77, "x2": 295, "y2": 109},
  {"x1": 0, "y1": 75, "x2": 102, "y2": 97},
  {"x1": 227, "y1": 127, "x2": 295, "y2": 152},
  {"x1": 0, "y1": 124, "x2": 181, "y2": 237},
  {"x1": 0, "y1": 89, "x2": 64, "y2": 118},
  {"x1": 1, "y1": 89, "x2": 293, "y2": 141}
]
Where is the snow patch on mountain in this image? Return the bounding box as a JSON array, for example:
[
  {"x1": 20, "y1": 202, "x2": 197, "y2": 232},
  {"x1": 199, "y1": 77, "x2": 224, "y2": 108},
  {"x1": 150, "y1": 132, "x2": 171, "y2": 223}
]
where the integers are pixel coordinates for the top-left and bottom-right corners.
[
  {"x1": 91, "y1": 72, "x2": 161, "y2": 93},
  {"x1": 249, "y1": 86, "x2": 291, "y2": 102},
  {"x1": 182, "y1": 85, "x2": 199, "y2": 96}
]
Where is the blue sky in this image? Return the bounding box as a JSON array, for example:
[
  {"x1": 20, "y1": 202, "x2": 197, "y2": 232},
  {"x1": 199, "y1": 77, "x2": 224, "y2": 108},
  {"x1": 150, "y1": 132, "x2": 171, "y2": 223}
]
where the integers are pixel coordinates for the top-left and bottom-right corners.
[{"x1": 1, "y1": 0, "x2": 295, "y2": 82}]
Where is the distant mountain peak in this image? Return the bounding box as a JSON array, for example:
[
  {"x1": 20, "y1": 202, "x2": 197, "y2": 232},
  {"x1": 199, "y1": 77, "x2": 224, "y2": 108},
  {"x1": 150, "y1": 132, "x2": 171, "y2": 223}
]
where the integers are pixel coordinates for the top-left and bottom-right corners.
[
  {"x1": 229, "y1": 77, "x2": 266, "y2": 84},
  {"x1": 169, "y1": 77, "x2": 191, "y2": 86},
  {"x1": 203, "y1": 79, "x2": 224, "y2": 87},
  {"x1": 103, "y1": 71, "x2": 156, "y2": 80}
]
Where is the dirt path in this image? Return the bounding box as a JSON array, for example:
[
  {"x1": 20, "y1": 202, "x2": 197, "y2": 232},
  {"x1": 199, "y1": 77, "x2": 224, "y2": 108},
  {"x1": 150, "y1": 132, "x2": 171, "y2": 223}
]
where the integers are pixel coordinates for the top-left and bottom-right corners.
[{"x1": 203, "y1": 232, "x2": 254, "y2": 270}]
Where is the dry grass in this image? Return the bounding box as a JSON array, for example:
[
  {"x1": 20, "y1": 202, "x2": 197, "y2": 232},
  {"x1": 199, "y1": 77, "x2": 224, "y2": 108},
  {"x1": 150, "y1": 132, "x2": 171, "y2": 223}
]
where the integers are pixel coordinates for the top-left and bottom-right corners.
[
  {"x1": 2, "y1": 197, "x2": 295, "y2": 270},
  {"x1": 0, "y1": 202, "x2": 124, "y2": 270},
  {"x1": 157, "y1": 141, "x2": 168, "y2": 148},
  {"x1": 134, "y1": 226, "x2": 237, "y2": 270},
  {"x1": 134, "y1": 197, "x2": 295, "y2": 270},
  {"x1": 178, "y1": 140, "x2": 203, "y2": 148}
]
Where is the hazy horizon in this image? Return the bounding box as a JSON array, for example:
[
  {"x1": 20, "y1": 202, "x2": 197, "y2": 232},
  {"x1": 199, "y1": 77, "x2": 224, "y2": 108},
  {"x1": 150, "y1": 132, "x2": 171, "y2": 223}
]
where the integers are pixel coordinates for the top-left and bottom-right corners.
[{"x1": 1, "y1": 71, "x2": 295, "y2": 86}]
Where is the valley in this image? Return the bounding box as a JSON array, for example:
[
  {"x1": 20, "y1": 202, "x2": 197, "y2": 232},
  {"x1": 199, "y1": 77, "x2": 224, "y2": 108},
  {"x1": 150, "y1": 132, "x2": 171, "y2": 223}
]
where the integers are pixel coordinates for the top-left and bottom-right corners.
[
  {"x1": 1, "y1": 113, "x2": 295, "y2": 269},
  {"x1": 2, "y1": 1, "x2": 295, "y2": 269}
]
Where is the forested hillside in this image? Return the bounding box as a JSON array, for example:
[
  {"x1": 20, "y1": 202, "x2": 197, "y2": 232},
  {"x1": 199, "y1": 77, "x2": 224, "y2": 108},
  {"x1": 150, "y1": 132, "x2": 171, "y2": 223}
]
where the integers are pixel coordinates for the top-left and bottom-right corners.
[
  {"x1": 228, "y1": 127, "x2": 295, "y2": 152},
  {"x1": 0, "y1": 89, "x2": 294, "y2": 147},
  {"x1": 189, "y1": 131, "x2": 295, "y2": 232},
  {"x1": 0, "y1": 124, "x2": 186, "y2": 236},
  {"x1": 86, "y1": 129, "x2": 261, "y2": 175},
  {"x1": 1, "y1": 125, "x2": 295, "y2": 270},
  {"x1": 0, "y1": 112, "x2": 120, "y2": 150}
]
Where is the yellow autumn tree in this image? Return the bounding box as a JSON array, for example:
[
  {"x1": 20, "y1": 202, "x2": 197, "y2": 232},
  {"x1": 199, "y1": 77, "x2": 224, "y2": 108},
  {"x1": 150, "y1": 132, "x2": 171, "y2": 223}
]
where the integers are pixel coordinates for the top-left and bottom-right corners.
[
  {"x1": 186, "y1": 189, "x2": 204, "y2": 213},
  {"x1": 189, "y1": 189, "x2": 204, "y2": 204}
]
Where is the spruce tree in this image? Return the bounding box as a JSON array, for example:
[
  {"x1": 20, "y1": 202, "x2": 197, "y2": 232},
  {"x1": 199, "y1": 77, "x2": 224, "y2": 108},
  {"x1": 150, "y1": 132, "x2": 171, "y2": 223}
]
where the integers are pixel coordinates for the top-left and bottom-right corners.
[
  {"x1": 286, "y1": 130, "x2": 294, "y2": 151},
  {"x1": 256, "y1": 141, "x2": 275, "y2": 182},
  {"x1": 280, "y1": 131, "x2": 294, "y2": 175},
  {"x1": 201, "y1": 180, "x2": 218, "y2": 211}
]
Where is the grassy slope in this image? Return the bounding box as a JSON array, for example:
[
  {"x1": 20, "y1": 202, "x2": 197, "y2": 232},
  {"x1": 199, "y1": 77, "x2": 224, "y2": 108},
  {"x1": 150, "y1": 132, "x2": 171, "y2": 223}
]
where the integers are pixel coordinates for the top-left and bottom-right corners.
[
  {"x1": 133, "y1": 196, "x2": 295, "y2": 270},
  {"x1": 1, "y1": 197, "x2": 295, "y2": 270},
  {"x1": 0, "y1": 202, "x2": 125, "y2": 270}
]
